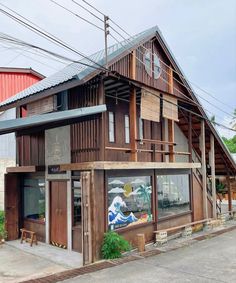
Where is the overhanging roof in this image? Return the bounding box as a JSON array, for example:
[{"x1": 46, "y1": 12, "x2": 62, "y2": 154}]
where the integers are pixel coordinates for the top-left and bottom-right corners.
[{"x1": 0, "y1": 105, "x2": 106, "y2": 135}]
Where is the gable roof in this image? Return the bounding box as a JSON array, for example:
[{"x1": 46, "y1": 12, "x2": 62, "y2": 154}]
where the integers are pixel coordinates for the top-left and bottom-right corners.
[
  {"x1": 0, "y1": 67, "x2": 45, "y2": 79},
  {"x1": 0, "y1": 26, "x2": 159, "y2": 109}
]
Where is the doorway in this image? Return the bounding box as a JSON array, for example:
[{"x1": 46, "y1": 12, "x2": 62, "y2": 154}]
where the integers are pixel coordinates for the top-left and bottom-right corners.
[{"x1": 50, "y1": 181, "x2": 67, "y2": 248}]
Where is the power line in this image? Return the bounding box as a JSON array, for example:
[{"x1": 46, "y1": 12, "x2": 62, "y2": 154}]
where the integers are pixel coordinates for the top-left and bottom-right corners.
[
  {"x1": 49, "y1": 0, "x2": 104, "y2": 31},
  {"x1": 71, "y1": 0, "x2": 103, "y2": 22},
  {"x1": 0, "y1": 33, "x2": 105, "y2": 71},
  {"x1": 0, "y1": 3, "x2": 107, "y2": 71}
]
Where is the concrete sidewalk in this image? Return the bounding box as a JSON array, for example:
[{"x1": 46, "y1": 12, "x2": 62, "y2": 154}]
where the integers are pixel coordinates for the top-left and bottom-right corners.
[{"x1": 63, "y1": 229, "x2": 236, "y2": 283}]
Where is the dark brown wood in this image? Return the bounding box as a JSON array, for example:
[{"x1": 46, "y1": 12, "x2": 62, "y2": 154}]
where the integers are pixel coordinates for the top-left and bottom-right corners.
[
  {"x1": 50, "y1": 181, "x2": 67, "y2": 247},
  {"x1": 23, "y1": 219, "x2": 45, "y2": 242},
  {"x1": 5, "y1": 174, "x2": 20, "y2": 241},
  {"x1": 168, "y1": 120, "x2": 175, "y2": 162},
  {"x1": 129, "y1": 87, "x2": 138, "y2": 161}
]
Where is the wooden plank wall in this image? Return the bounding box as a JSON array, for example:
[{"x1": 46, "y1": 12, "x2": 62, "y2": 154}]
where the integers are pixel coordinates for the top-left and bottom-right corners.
[
  {"x1": 105, "y1": 96, "x2": 162, "y2": 162},
  {"x1": 69, "y1": 81, "x2": 102, "y2": 163},
  {"x1": 17, "y1": 132, "x2": 45, "y2": 166}
]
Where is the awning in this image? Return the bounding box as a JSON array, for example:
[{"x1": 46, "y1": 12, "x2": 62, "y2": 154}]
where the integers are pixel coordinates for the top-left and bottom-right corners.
[{"x1": 0, "y1": 104, "x2": 106, "y2": 135}]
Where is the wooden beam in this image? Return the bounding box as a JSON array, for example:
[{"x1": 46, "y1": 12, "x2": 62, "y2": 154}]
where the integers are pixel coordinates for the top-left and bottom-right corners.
[
  {"x1": 226, "y1": 174, "x2": 232, "y2": 214},
  {"x1": 210, "y1": 134, "x2": 217, "y2": 219},
  {"x1": 98, "y1": 79, "x2": 105, "y2": 161},
  {"x1": 167, "y1": 66, "x2": 175, "y2": 162},
  {"x1": 201, "y1": 120, "x2": 208, "y2": 219},
  {"x1": 129, "y1": 50, "x2": 137, "y2": 161},
  {"x1": 60, "y1": 161, "x2": 201, "y2": 171},
  {"x1": 6, "y1": 165, "x2": 45, "y2": 173}
]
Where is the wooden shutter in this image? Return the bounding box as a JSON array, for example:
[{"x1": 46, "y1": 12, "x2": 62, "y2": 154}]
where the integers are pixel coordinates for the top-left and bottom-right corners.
[
  {"x1": 140, "y1": 88, "x2": 160, "y2": 122},
  {"x1": 162, "y1": 94, "x2": 179, "y2": 121}
]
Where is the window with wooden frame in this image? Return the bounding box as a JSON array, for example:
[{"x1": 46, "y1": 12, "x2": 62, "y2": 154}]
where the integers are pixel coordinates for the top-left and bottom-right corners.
[
  {"x1": 156, "y1": 170, "x2": 190, "y2": 219},
  {"x1": 124, "y1": 115, "x2": 130, "y2": 143},
  {"x1": 107, "y1": 175, "x2": 153, "y2": 231},
  {"x1": 108, "y1": 111, "x2": 115, "y2": 142},
  {"x1": 139, "y1": 117, "x2": 144, "y2": 140}
]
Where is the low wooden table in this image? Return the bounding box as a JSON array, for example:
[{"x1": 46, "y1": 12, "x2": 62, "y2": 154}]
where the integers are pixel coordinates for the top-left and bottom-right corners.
[{"x1": 20, "y1": 228, "x2": 38, "y2": 247}]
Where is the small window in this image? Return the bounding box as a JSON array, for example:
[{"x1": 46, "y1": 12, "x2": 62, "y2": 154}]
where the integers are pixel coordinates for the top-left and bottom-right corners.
[
  {"x1": 124, "y1": 115, "x2": 130, "y2": 143},
  {"x1": 139, "y1": 117, "x2": 144, "y2": 140},
  {"x1": 108, "y1": 112, "x2": 115, "y2": 142},
  {"x1": 154, "y1": 53, "x2": 161, "y2": 79},
  {"x1": 144, "y1": 50, "x2": 152, "y2": 77}
]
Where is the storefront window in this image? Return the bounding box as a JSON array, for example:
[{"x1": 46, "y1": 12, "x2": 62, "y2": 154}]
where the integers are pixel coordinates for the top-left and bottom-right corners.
[
  {"x1": 157, "y1": 174, "x2": 190, "y2": 218},
  {"x1": 107, "y1": 176, "x2": 152, "y2": 230},
  {"x1": 23, "y1": 178, "x2": 45, "y2": 222}
]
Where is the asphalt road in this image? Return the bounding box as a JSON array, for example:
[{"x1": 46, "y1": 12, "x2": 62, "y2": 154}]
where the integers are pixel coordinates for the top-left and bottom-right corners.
[{"x1": 63, "y1": 229, "x2": 236, "y2": 283}]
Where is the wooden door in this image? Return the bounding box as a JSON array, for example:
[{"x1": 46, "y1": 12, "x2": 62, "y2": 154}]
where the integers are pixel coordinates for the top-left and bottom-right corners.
[
  {"x1": 5, "y1": 174, "x2": 20, "y2": 240},
  {"x1": 50, "y1": 181, "x2": 67, "y2": 247}
]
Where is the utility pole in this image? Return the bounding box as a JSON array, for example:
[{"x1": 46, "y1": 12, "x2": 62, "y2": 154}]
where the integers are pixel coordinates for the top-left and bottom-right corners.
[{"x1": 104, "y1": 15, "x2": 109, "y2": 72}]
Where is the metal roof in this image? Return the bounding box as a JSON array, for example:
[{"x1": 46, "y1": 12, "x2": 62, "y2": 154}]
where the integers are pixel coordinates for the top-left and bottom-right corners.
[
  {"x1": 0, "y1": 104, "x2": 106, "y2": 135},
  {"x1": 0, "y1": 26, "x2": 159, "y2": 108}
]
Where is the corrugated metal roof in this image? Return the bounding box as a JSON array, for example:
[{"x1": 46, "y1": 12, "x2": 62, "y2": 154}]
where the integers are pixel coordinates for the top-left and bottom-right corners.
[
  {"x1": 0, "y1": 26, "x2": 159, "y2": 108},
  {"x1": 0, "y1": 104, "x2": 106, "y2": 135}
]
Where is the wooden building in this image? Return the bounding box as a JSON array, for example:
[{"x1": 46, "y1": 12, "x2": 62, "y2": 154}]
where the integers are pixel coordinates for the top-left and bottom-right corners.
[{"x1": 0, "y1": 27, "x2": 235, "y2": 264}]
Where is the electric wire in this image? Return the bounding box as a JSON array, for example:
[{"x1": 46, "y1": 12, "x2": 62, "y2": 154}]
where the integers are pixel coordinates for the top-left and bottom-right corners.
[
  {"x1": 0, "y1": 3, "x2": 107, "y2": 71},
  {"x1": 49, "y1": 0, "x2": 104, "y2": 31}
]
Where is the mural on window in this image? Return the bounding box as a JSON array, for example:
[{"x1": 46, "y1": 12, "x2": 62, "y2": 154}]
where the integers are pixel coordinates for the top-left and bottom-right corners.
[
  {"x1": 157, "y1": 174, "x2": 190, "y2": 218},
  {"x1": 108, "y1": 176, "x2": 152, "y2": 230},
  {"x1": 23, "y1": 178, "x2": 45, "y2": 222}
]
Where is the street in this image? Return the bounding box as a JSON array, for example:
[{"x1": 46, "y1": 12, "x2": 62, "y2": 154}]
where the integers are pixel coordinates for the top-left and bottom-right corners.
[{"x1": 63, "y1": 229, "x2": 236, "y2": 283}]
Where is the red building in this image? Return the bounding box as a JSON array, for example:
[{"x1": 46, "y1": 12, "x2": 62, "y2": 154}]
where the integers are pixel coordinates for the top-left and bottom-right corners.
[
  {"x1": 0, "y1": 67, "x2": 44, "y2": 210},
  {"x1": 0, "y1": 67, "x2": 44, "y2": 102}
]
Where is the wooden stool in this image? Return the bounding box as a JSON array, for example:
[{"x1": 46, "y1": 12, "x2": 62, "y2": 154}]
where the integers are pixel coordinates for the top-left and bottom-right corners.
[
  {"x1": 20, "y1": 228, "x2": 38, "y2": 247},
  {"x1": 136, "y1": 233, "x2": 145, "y2": 252}
]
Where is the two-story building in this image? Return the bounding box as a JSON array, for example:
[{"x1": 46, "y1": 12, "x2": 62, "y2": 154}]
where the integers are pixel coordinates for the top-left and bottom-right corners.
[{"x1": 0, "y1": 26, "x2": 235, "y2": 265}]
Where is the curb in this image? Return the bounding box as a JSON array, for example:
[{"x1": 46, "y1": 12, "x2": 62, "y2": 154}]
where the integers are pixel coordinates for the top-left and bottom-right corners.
[{"x1": 21, "y1": 224, "x2": 236, "y2": 283}]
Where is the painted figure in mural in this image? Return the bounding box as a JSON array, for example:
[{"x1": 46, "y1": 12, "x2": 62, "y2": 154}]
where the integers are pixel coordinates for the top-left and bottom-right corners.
[{"x1": 108, "y1": 196, "x2": 138, "y2": 228}]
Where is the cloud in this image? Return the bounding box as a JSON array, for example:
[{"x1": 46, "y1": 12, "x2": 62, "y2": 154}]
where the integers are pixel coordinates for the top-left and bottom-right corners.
[{"x1": 108, "y1": 187, "x2": 125, "y2": 194}]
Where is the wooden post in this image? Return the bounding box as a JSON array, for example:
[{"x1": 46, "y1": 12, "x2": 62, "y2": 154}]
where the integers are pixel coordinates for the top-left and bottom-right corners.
[
  {"x1": 226, "y1": 174, "x2": 232, "y2": 214},
  {"x1": 201, "y1": 120, "x2": 208, "y2": 219},
  {"x1": 168, "y1": 66, "x2": 175, "y2": 162},
  {"x1": 129, "y1": 50, "x2": 137, "y2": 161},
  {"x1": 81, "y1": 171, "x2": 92, "y2": 265},
  {"x1": 210, "y1": 134, "x2": 217, "y2": 219},
  {"x1": 188, "y1": 113, "x2": 194, "y2": 221},
  {"x1": 98, "y1": 79, "x2": 105, "y2": 161}
]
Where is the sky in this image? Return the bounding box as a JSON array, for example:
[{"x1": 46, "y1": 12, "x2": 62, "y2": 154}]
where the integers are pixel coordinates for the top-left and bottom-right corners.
[{"x1": 0, "y1": 0, "x2": 235, "y2": 138}]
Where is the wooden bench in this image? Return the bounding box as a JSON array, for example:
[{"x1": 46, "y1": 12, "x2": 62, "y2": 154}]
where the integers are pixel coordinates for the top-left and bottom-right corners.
[
  {"x1": 20, "y1": 228, "x2": 38, "y2": 247},
  {"x1": 154, "y1": 219, "x2": 212, "y2": 245}
]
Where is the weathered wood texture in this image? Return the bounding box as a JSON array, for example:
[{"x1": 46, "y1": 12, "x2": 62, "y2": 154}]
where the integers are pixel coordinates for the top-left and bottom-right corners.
[
  {"x1": 23, "y1": 219, "x2": 45, "y2": 242},
  {"x1": 17, "y1": 132, "x2": 45, "y2": 166},
  {"x1": 5, "y1": 174, "x2": 20, "y2": 240},
  {"x1": 50, "y1": 181, "x2": 67, "y2": 247},
  {"x1": 27, "y1": 96, "x2": 55, "y2": 116}
]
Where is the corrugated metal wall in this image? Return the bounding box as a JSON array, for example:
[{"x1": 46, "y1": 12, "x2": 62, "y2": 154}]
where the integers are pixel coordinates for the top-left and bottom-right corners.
[{"x1": 0, "y1": 72, "x2": 41, "y2": 102}]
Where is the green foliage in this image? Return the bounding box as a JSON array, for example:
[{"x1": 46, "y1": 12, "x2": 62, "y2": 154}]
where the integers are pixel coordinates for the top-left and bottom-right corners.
[
  {"x1": 216, "y1": 182, "x2": 226, "y2": 194},
  {"x1": 222, "y1": 135, "x2": 236, "y2": 153},
  {"x1": 0, "y1": 211, "x2": 7, "y2": 240},
  {"x1": 101, "y1": 231, "x2": 131, "y2": 259}
]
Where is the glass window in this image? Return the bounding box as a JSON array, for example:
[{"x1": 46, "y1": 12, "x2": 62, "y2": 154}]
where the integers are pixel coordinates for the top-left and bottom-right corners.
[
  {"x1": 107, "y1": 176, "x2": 152, "y2": 230},
  {"x1": 108, "y1": 111, "x2": 115, "y2": 142},
  {"x1": 139, "y1": 117, "x2": 143, "y2": 140},
  {"x1": 124, "y1": 115, "x2": 130, "y2": 143},
  {"x1": 157, "y1": 174, "x2": 190, "y2": 219},
  {"x1": 154, "y1": 53, "x2": 161, "y2": 79},
  {"x1": 144, "y1": 50, "x2": 152, "y2": 77},
  {"x1": 72, "y1": 180, "x2": 82, "y2": 226},
  {"x1": 23, "y1": 178, "x2": 45, "y2": 222}
]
